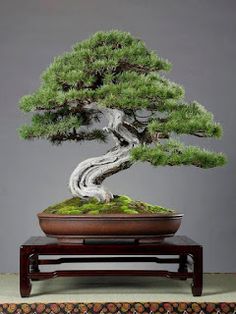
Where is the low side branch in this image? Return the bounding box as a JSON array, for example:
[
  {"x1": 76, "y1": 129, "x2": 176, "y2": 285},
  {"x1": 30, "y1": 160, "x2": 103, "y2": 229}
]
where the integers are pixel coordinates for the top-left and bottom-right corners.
[{"x1": 131, "y1": 140, "x2": 227, "y2": 169}]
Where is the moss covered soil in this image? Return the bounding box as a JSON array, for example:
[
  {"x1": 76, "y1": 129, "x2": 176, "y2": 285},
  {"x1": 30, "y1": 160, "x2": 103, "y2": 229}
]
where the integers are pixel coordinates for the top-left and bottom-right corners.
[{"x1": 43, "y1": 195, "x2": 174, "y2": 215}]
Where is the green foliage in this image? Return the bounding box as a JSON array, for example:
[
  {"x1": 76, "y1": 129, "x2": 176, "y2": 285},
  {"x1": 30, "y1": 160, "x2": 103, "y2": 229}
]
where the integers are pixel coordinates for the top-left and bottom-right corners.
[
  {"x1": 19, "y1": 30, "x2": 171, "y2": 113},
  {"x1": 19, "y1": 30, "x2": 226, "y2": 170},
  {"x1": 18, "y1": 30, "x2": 174, "y2": 144},
  {"x1": 131, "y1": 140, "x2": 227, "y2": 168},
  {"x1": 43, "y1": 195, "x2": 173, "y2": 215},
  {"x1": 148, "y1": 101, "x2": 222, "y2": 138},
  {"x1": 19, "y1": 113, "x2": 81, "y2": 139},
  {"x1": 97, "y1": 72, "x2": 184, "y2": 109}
]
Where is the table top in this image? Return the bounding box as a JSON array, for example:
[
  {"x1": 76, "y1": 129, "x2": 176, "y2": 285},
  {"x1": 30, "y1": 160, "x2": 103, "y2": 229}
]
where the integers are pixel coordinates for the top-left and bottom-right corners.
[{"x1": 22, "y1": 235, "x2": 201, "y2": 247}]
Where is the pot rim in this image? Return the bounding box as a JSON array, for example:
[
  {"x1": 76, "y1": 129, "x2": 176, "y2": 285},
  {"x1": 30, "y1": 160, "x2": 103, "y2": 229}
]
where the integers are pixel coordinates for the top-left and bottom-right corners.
[{"x1": 38, "y1": 212, "x2": 184, "y2": 220}]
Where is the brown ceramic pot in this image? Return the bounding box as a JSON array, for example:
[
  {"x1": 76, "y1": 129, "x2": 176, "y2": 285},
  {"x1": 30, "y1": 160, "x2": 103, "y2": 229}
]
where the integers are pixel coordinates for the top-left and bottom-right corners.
[{"x1": 38, "y1": 212, "x2": 183, "y2": 243}]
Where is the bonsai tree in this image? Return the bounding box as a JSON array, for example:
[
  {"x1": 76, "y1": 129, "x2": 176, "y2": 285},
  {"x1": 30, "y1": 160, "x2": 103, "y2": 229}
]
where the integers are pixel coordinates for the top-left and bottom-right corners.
[{"x1": 18, "y1": 30, "x2": 226, "y2": 208}]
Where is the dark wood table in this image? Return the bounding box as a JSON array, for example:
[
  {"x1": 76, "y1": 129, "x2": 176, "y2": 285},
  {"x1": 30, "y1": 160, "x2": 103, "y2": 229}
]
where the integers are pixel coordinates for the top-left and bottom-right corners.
[{"x1": 20, "y1": 235, "x2": 203, "y2": 297}]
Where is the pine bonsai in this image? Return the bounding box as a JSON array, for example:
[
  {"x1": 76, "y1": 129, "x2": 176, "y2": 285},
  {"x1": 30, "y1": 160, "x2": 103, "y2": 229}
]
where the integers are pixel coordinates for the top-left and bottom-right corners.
[{"x1": 18, "y1": 30, "x2": 226, "y2": 213}]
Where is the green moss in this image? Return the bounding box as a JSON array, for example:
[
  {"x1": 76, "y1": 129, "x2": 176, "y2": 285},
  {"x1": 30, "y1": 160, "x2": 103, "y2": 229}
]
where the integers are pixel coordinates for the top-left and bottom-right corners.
[
  {"x1": 123, "y1": 209, "x2": 139, "y2": 214},
  {"x1": 43, "y1": 195, "x2": 174, "y2": 215}
]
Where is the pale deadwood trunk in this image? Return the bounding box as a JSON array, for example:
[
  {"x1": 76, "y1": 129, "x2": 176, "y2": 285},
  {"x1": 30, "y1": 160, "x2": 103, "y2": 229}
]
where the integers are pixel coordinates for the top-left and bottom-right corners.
[{"x1": 69, "y1": 109, "x2": 140, "y2": 202}]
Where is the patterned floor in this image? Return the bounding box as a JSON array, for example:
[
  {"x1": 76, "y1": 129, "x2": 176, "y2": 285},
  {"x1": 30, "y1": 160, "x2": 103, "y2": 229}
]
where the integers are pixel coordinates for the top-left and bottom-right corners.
[{"x1": 0, "y1": 302, "x2": 236, "y2": 314}]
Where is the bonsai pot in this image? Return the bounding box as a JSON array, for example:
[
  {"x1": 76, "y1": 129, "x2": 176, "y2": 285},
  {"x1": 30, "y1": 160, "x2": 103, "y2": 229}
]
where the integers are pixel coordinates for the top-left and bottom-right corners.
[{"x1": 38, "y1": 212, "x2": 183, "y2": 243}]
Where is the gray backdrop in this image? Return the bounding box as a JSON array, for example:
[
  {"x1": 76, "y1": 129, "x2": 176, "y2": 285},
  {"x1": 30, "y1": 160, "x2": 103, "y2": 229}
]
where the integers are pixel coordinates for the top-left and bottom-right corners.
[{"x1": 0, "y1": 0, "x2": 236, "y2": 273}]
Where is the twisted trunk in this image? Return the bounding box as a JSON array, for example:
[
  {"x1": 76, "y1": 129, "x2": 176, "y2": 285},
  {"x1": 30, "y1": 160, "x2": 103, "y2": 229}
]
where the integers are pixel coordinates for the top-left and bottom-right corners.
[{"x1": 69, "y1": 109, "x2": 140, "y2": 202}]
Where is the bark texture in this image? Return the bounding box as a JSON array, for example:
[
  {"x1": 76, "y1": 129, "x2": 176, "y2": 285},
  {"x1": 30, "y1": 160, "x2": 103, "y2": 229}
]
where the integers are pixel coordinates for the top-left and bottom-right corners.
[{"x1": 69, "y1": 109, "x2": 140, "y2": 202}]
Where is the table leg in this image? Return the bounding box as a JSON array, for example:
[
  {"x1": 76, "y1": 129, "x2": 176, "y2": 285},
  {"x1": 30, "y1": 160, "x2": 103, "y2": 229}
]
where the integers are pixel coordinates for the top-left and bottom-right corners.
[
  {"x1": 30, "y1": 254, "x2": 40, "y2": 281},
  {"x1": 20, "y1": 246, "x2": 32, "y2": 297},
  {"x1": 191, "y1": 246, "x2": 203, "y2": 296},
  {"x1": 178, "y1": 254, "x2": 188, "y2": 280}
]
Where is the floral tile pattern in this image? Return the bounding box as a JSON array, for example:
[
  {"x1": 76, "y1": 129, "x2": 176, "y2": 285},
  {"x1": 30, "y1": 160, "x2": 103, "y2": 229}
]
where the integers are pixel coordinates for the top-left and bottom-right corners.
[{"x1": 0, "y1": 302, "x2": 235, "y2": 314}]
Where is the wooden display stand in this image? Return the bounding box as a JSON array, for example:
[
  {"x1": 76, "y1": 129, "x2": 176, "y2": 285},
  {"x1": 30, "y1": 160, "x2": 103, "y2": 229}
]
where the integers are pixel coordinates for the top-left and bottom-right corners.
[{"x1": 20, "y1": 235, "x2": 203, "y2": 297}]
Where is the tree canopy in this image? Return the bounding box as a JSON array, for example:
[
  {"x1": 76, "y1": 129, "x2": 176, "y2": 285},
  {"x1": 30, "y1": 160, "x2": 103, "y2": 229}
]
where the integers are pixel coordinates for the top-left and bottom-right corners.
[{"x1": 19, "y1": 30, "x2": 226, "y2": 169}]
